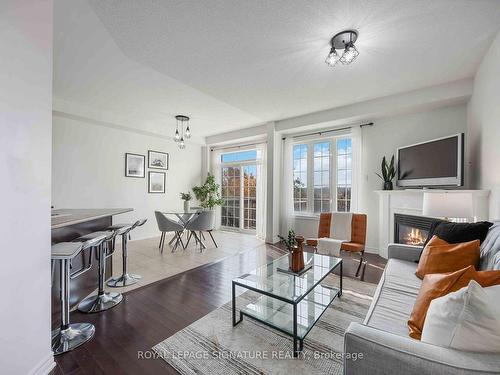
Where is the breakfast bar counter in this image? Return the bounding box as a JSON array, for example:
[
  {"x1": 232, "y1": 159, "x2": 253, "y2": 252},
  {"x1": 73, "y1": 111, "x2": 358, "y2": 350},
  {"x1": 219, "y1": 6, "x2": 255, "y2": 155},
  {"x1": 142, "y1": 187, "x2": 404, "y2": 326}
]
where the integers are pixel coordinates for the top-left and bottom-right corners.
[
  {"x1": 51, "y1": 208, "x2": 133, "y2": 327},
  {"x1": 51, "y1": 208, "x2": 133, "y2": 229}
]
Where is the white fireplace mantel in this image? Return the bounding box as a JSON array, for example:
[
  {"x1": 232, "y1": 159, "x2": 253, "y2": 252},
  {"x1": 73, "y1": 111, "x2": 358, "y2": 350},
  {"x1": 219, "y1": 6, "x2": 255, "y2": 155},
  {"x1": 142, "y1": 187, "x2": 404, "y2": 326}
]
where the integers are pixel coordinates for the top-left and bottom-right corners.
[{"x1": 375, "y1": 189, "x2": 490, "y2": 258}]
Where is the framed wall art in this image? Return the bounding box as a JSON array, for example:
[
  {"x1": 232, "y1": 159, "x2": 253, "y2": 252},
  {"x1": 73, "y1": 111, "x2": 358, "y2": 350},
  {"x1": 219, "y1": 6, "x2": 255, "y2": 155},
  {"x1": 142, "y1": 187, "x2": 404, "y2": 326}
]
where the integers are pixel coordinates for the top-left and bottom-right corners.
[
  {"x1": 125, "y1": 153, "x2": 145, "y2": 178},
  {"x1": 148, "y1": 150, "x2": 169, "y2": 170},
  {"x1": 148, "y1": 171, "x2": 166, "y2": 193}
]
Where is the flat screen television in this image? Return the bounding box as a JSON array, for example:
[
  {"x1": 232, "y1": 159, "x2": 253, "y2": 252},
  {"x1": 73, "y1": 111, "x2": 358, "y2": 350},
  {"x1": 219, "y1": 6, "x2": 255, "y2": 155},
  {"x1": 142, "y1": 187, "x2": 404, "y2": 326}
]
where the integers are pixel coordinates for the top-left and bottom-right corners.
[{"x1": 397, "y1": 133, "x2": 464, "y2": 187}]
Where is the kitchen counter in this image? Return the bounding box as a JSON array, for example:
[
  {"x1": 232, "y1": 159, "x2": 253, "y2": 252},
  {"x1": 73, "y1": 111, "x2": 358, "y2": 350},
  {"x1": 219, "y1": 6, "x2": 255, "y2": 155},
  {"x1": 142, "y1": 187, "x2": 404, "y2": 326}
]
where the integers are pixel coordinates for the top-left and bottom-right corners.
[{"x1": 51, "y1": 208, "x2": 133, "y2": 229}]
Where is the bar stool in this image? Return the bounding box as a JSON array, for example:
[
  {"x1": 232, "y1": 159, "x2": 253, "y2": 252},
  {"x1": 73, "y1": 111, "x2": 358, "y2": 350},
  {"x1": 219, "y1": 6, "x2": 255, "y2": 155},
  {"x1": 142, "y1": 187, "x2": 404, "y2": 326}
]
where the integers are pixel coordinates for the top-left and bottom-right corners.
[
  {"x1": 51, "y1": 241, "x2": 95, "y2": 355},
  {"x1": 106, "y1": 218, "x2": 147, "y2": 287},
  {"x1": 74, "y1": 229, "x2": 123, "y2": 313}
]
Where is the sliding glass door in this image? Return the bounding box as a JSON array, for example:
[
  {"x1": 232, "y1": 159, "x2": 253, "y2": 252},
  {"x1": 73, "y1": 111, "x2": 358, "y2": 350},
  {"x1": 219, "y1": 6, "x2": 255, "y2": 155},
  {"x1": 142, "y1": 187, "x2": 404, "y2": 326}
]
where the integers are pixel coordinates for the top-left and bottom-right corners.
[
  {"x1": 221, "y1": 166, "x2": 241, "y2": 228},
  {"x1": 220, "y1": 150, "x2": 257, "y2": 232},
  {"x1": 243, "y1": 165, "x2": 257, "y2": 230}
]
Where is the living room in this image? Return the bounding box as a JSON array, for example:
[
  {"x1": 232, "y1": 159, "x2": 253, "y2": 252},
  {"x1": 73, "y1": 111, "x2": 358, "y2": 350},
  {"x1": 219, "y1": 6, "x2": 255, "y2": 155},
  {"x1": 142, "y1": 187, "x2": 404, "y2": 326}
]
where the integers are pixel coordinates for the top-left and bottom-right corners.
[{"x1": 3, "y1": 1, "x2": 500, "y2": 374}]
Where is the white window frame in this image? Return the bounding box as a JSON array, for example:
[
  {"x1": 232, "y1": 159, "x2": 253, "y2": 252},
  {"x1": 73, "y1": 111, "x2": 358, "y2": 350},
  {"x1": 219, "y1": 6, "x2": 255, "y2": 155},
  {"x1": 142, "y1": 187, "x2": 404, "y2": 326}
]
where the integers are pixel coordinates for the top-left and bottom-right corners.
[{"x1": 292, "y1": 135, "x2": 352, "y2": 217}]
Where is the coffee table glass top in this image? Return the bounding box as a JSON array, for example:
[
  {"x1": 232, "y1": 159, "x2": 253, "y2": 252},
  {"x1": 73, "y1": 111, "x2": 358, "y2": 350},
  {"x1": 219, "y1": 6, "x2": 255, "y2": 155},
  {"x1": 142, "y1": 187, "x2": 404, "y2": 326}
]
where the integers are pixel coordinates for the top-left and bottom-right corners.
[{"x1": 233, "y1": 253, "x2": 341, "y2": 303}]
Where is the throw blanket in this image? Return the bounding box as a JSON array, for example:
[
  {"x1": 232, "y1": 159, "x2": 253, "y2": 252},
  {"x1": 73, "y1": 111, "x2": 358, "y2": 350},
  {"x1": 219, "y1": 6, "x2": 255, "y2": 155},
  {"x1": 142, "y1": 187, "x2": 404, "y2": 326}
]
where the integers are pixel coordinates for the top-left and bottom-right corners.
[
  {"x1": 317, "y1": 212, "x2": 353, "y2": 256},
  {"x1": 317, "y1": 238, "x2": 344, "y2": 256},
  {"x1": 330, "y1": 212, "x2": 353, "y2": 241}
]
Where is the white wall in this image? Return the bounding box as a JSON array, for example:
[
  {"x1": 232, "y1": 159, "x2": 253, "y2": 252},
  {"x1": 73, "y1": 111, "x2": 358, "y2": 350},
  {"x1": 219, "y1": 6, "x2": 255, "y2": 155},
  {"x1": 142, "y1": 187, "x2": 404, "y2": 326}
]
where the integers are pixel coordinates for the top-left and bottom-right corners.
[
  {"x1": 361, "y1": 104, "x2": 467, "y2": 252},
  {"x1": 0, "y1": 1, "x2": 54, "y2": 374},
  {"x1": 467, "y1": 31, "x2": 500, "y2": 220},
  {"x1": 52, "y1": 113, "x2": 203, "y2": 240},
  {"x1": 286, "y1": 104, "x2": 467, "y2": 253}
]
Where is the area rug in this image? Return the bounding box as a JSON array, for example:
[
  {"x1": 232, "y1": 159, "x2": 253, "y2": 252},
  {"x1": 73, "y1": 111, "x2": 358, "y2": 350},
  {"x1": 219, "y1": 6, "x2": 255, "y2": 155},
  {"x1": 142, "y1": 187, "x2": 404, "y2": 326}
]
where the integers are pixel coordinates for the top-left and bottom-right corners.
[{"x1": 153, "y1": 261, "x2": 377, "y2": 375}]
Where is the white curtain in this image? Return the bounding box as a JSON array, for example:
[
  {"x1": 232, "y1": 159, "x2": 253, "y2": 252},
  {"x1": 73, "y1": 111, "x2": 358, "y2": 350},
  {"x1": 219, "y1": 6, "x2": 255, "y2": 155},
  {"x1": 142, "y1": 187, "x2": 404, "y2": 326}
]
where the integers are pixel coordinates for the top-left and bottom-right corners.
[
  {"x1": 350, "y1": 126, "x2": 363, "y2": 212},
  {"x1": 281, "y1": 138, "x2": 294, "y2": 231},
  {"x1": 255, "y1": 143, "x2": 267, "y2": 240},
  {"x1": 210, "y1": 148, "x2": 223, "y2": 230}
]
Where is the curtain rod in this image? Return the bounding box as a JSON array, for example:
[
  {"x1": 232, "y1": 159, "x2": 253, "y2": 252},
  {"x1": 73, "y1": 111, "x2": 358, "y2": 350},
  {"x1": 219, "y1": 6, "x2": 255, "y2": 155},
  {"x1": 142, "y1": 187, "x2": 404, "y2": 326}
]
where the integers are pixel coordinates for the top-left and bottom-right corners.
[
  {"x1": 282, "y1": 122, "x2": 374, "y2": 140},
  {"x1": 210, "y1": 141, "x2": 267, "y2": 152}
]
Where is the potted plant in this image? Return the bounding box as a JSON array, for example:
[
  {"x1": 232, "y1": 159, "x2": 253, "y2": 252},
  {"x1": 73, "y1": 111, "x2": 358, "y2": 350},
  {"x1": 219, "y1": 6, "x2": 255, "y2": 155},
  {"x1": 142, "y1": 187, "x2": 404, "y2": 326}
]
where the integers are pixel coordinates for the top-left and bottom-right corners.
[
  {"x1": 180, "y1": 192, "x2": 192, "y2": 212},
  {"x1": 278, "y1": 230, "x2": 305, "y2": 272},
  {"x1": 376, "y1": 155, "x2": 397, "y2": 190},
  {"x1": 192, "y1": 173, "x2": 224, "y2": 210}
]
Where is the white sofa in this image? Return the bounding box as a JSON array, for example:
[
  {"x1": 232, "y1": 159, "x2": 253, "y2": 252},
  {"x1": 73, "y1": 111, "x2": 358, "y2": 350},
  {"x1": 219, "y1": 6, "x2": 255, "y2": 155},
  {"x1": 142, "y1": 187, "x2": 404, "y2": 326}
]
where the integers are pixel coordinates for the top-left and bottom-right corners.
[{"x1": 343, "y1": 223, "x2": 500, "y2": 375}]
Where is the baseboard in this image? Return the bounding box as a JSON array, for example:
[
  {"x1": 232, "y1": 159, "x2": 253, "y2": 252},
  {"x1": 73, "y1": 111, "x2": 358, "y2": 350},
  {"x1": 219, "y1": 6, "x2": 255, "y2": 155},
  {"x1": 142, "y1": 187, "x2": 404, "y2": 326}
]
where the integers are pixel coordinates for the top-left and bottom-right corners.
[
  {"x1": 265, "y1": 235, "x2": 280, "y2": 244},
  {"x1": 28, "y1": 353, "x2": 55, "y2": 375},
  {"x1": 364, "y1": 246, "x2": 380, "y2": 255}
]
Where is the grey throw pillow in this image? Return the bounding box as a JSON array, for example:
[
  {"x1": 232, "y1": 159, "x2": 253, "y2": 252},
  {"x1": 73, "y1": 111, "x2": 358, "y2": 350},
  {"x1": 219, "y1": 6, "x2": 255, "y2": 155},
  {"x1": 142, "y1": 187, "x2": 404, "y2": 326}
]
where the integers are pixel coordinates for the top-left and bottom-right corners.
[{"x1": 479, "y1": 221, "x2": 500, "y2": 270}]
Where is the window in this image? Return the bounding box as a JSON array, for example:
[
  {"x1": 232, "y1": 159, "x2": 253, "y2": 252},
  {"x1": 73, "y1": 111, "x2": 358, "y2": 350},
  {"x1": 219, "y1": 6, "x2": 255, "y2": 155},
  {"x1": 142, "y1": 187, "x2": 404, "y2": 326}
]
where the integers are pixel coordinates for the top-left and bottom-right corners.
[
  {"x1": 243, "y1": 165, "x2": 257, "y2": 230},
  {"x1": 313, "y1": 142, "x2": 330, "y2": 213},
  {"x1": 293, "y1": 144, "x2": 308, "y2": 212},
  {"x1": 336, "y1": 138, "x2": 352, "y2": 212},
  {"x1": 292, "y1": 137, "x2": 352, "y2": 214},
  {"x1": 221, "y1": 150, "x2": 257, "y2": 163}
]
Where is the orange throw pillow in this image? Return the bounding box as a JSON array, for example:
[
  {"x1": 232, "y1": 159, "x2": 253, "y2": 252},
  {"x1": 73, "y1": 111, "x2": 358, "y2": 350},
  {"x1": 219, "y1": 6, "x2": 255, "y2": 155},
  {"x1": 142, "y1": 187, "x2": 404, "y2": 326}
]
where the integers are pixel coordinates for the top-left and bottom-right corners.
[
  {"x1": 408, "y1": 265, "x2": 500, "y2": 339},
  {"x1": 415, "y1": 235, "x2": 480, "y2": 279}
]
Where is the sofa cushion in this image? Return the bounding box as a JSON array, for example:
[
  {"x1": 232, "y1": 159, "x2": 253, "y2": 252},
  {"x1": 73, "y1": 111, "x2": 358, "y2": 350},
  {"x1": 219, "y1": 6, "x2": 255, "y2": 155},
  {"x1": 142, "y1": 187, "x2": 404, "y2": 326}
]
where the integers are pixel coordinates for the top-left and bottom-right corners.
[
  {"x1": 341, "y1": 242, "x2": 364, "y2": 252},
  {"x1": 433, "y1": 221, "x2": 493, "y2": 244},
  {"x1": 419, "y1": 220, "x2": 493, "y2": 261},
  {"x1": 415, "y1": 236, "x2": 480, "y2": 279},
  {"x1": 421, "y1": 219, "x2": 444, "y2": 248},
  {"x1": 422, "y1": 281, "x2": 500, "y2": 352},
  {"x1": 364, "y1": 259, "x2": 421, "y2": 337},
  {"x1": 408, "y1": 265, "x2": 500, "y2": 339},
  {"x1": 480, "y1": 221, "x2": 500, "y2": 270}
]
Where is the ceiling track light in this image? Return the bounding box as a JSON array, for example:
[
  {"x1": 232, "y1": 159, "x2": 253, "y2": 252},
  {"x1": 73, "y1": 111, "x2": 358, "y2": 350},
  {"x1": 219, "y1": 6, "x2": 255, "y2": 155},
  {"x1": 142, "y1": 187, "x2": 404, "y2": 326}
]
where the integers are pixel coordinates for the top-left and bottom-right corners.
[
  {"x1": 174, "y1": 115, "x2": 191, "y2": 149},
  {"x1": 325, "y1": 30, "x2": 359, "y2": 67}
]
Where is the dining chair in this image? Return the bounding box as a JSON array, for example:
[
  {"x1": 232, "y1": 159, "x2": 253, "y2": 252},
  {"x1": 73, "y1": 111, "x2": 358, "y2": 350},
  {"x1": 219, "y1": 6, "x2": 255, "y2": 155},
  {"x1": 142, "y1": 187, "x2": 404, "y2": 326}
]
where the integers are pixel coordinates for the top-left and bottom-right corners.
[
  {"x1": 155, "y1": 211, "x2": 185, "y2": 253},
  {"x1": 184, "y1": 210, "x2": 217, "y2": 251}
]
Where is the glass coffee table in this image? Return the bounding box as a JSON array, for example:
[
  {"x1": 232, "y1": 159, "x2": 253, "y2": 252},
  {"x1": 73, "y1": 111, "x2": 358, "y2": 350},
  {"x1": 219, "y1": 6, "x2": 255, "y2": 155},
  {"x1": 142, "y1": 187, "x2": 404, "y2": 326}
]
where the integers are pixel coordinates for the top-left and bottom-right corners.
[{"x1": 232, "y1": 252, "x2": 342, "y2": 357}]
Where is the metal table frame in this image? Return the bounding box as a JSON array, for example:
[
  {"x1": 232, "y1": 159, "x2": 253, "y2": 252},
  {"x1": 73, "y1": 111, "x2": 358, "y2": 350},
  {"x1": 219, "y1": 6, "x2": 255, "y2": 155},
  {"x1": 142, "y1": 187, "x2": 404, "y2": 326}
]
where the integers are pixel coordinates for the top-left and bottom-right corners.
[
  {"x1": 161, "y1": 211, "x2": 200, "y2": 250},
  {"x1": 232, "y1": 257, "x2": 342, "y2": 357}
]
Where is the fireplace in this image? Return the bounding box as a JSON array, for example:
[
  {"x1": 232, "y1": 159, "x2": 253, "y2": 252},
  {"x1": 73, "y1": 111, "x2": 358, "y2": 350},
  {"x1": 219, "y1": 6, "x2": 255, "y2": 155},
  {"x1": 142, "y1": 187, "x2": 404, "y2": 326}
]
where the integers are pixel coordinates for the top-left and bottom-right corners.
[{"x1": 394, "y1": 214, "x2": 439, "y2": 246}]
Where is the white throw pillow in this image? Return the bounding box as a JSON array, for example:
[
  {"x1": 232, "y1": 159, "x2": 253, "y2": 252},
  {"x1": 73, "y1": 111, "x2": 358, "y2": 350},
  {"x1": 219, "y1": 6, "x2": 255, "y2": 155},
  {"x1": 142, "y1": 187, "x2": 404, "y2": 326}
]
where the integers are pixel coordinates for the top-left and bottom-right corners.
[{"x1": 421, "y1": 280, "x2": 500, "y2": 352}]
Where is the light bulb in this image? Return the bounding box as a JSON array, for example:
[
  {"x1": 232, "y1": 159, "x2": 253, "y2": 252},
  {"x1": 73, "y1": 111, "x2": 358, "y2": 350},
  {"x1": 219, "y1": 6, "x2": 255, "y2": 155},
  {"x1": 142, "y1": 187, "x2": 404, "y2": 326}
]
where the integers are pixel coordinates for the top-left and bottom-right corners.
[
  {"x1": 325, "y1": 48, "x2": 341, "y2": 67},
  {"x1": 340, "y1": 42, "x2": 359, "y2": 65},
  {"x1": 174, "y1": 129, "x2": 180, "y2": 142},
  {"x1": 179, "y1": 137, "x2": 185, "y2": 149},
  {"x1": 184, "y1": 126, "x2": 191, "y2": 139}
]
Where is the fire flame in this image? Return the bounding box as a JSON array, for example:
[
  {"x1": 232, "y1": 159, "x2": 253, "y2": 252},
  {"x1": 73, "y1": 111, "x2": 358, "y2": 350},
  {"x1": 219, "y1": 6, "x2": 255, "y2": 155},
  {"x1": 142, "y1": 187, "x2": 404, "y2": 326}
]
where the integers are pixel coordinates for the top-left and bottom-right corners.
[{"x1": 404, "y1": 228, "x2": 425, "y2": 246}]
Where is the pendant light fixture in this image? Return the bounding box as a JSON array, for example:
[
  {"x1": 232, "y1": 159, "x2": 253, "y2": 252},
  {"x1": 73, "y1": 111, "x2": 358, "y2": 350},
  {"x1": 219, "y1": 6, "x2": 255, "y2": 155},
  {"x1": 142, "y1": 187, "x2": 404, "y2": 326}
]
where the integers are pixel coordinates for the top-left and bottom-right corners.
[
  {"x1": 174, "y1": 115, "x2": 190, "y2": 149},
  {"x1": 325, "y1": 30, "x2": 359, "y2": 67}
]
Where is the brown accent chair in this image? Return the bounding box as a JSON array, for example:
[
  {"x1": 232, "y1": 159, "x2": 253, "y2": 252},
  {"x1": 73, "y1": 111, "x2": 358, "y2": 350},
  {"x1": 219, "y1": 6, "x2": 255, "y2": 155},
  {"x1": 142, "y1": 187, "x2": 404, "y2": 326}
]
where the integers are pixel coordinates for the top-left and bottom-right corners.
[{"x1": 306, "y1": 213, "x2": 367, "y2": 277}]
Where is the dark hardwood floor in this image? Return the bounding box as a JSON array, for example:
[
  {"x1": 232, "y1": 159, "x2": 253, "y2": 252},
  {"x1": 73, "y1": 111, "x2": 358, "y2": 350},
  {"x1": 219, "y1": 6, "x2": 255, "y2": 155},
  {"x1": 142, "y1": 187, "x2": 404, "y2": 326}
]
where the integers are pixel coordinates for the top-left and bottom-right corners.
[{"x1": 52, "y1": 245, "x2": 386, "y2": 375}]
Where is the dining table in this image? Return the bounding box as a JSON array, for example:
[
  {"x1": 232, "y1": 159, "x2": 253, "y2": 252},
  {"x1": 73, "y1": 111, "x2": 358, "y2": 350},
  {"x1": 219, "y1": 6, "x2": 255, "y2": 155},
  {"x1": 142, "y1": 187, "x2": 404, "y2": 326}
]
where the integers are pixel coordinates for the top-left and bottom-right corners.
[
  {"x1": 161, "y1": 209, "x2": 204, "y2": 249},
  {"x1": 162, "y1": 209, "x2": 201, "y2": 223}
]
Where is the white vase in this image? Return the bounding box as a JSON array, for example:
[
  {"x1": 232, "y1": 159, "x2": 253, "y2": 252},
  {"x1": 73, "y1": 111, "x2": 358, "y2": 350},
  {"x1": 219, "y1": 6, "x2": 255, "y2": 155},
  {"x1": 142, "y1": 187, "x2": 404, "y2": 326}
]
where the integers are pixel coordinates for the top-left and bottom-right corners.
[{"x1": 183, "y1": 200, "x2": 190, "y2": 212}]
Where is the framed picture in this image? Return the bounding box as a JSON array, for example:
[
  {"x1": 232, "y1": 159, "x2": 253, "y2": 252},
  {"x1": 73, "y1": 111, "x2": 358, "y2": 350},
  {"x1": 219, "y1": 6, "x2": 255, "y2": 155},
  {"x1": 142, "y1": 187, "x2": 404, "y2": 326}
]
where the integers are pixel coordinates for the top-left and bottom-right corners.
[
  {"x1": 148, "y1": 150, "x2": 169, "y2": 170},
  {"x1": 125, "y1": 153, "x2": 145, "y2": 178},
  {"x1": 148, "y1": 171, "x2": 166, "y2": 193}
]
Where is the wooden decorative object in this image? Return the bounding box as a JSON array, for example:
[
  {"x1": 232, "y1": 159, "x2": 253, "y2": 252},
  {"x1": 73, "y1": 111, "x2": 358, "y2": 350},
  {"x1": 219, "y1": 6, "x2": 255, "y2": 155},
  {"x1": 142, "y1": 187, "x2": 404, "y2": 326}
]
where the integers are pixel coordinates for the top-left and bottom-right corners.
[{"x1": 290, "y1": 235, "x2": 305, "y2": 272}]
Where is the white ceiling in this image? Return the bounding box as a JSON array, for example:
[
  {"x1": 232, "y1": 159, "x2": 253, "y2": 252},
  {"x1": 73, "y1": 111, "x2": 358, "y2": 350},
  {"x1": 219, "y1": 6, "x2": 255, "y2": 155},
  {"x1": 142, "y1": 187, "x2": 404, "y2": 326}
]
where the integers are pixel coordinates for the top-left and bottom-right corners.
[{"x1": 54, "y1": 0, "x2": 500, "y2": 138}]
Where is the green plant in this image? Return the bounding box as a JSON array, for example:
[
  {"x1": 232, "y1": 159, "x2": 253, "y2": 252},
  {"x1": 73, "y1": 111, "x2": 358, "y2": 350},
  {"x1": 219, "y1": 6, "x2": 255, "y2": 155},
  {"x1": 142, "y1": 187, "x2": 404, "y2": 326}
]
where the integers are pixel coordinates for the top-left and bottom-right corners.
[
  {"x1": 376, "y1": 155, "x2": 396, "y2": 182},
  {"x1": 180, "y1": 192, "x2": 192, "y2": 201},
  {"x1": 192, "y1": 173, "x2": 224, "y2": 209},
  {"x1": 278, "y1": 230, "x2": 297, "y2": 252}
]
